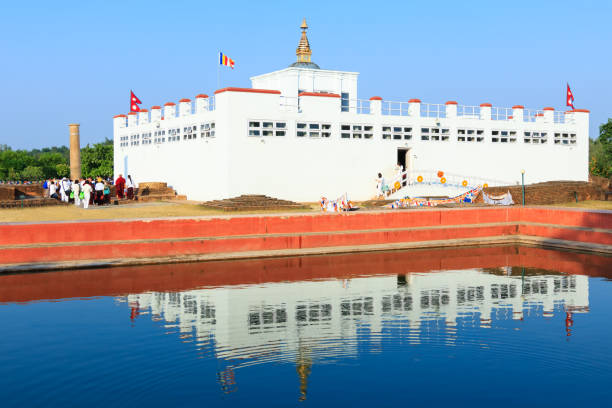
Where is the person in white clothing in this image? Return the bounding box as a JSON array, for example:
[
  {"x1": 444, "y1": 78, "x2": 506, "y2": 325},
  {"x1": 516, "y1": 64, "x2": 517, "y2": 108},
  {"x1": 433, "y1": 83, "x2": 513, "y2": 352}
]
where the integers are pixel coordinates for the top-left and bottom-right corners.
[
  {"x1": 126, "y1": 175, "x2": 136, "y2": 200},
  {"x1": 376, "y1": 173, "x2": 385, "y2": 198},
  {"x1": 59, "y1": 178, "x2": 69, "y2": 202},
  {"x1": 72, "y1": 179, "x2": 81, "y2": 206},
  {"x1": 49, "y1": 179, "x2": 58, "y2": 199},
  {"x1": 82, "y1": 182, "x2": 93, "y2": 209},
  {"x1": 94, "y1": 178, "x2": 105, "y2": 205}
]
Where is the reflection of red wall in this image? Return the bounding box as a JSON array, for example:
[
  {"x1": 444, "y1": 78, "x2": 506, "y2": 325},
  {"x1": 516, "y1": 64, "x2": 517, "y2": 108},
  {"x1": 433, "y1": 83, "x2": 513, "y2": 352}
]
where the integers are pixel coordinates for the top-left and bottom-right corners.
[{"x1": 0, "y1": 246, "x2": 609, "y2": 304}]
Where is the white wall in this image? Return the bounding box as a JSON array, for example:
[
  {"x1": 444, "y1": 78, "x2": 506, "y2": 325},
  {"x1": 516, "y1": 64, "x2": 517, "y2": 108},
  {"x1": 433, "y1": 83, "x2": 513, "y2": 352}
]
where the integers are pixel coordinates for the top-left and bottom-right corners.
[
  {"x1": 114, "y1": 91, "x2": 589, "y2": 202},
  {"x1": 251, "y1": 67, "x2": 358, "y2": 100}
]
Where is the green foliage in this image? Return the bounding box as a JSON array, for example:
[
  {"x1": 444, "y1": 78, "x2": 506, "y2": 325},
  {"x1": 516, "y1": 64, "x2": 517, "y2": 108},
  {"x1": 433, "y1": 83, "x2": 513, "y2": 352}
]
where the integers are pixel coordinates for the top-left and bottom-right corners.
[
  {"x1": 55, "y1": 163, "x2": 70, "y2": 178},
  {"x1": 20, "y1": 166, "x2": 44, "y2": 180},
  {"x1": 0, "y1": 139, "x2": 114, "y2": 181},
  {"x1": 590, "y1": 119, "x2": 612, "y2": 178},
  {"x1": 81, "y1": 138, "x2": 114, "y2": 179}
]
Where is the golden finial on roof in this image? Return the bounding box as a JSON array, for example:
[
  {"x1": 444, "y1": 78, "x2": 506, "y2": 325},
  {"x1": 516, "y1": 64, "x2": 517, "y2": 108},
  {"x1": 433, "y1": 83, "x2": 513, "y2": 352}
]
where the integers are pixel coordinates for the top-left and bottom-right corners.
[
  {"x1": 296, "y1": 18, "x2": 312, "y2": 63},
  {"x1": 290, "y1": 18, "x2": 320, "y2": 68}
]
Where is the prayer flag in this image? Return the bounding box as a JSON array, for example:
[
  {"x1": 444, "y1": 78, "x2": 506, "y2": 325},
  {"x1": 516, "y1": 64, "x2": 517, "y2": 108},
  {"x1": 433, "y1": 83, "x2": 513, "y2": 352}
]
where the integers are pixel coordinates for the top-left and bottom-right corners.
[
  {"x1": 219, "y1": 52, "x2": 235, "y2": 69},
  {"x1": 130, "y1": 90, "x2": 142, "y2": 112},
  {"x1": 566, "y1": 83, "x2": 574, "y2": 110}
]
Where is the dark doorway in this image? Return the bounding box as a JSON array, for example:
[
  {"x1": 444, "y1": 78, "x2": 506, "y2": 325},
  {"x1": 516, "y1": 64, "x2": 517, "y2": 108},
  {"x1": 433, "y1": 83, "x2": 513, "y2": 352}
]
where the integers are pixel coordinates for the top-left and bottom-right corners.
[
  {"x1": 397, "y1": 148, "x2": 409, "y2": 170},
  {"x1": 397, "y1": 148, "x2": 410, "y2": 186}
]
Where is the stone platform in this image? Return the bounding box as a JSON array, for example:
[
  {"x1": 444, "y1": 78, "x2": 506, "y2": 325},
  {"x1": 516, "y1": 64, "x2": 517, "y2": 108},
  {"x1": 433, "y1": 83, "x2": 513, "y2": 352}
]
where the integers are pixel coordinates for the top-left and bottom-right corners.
[
  {"x1": 200, "y1": 195, "x2": 309, "y2": 211},
  {"x1": 0, "y1": 206, "x2": 610, "y2": 273}
]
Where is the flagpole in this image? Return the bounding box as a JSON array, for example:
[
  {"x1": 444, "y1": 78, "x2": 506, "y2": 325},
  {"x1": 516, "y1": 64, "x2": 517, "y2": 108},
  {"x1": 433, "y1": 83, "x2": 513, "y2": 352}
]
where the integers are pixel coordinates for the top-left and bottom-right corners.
[{"x1": 217, "y1": 52, "x2": 221, "y2": 90}]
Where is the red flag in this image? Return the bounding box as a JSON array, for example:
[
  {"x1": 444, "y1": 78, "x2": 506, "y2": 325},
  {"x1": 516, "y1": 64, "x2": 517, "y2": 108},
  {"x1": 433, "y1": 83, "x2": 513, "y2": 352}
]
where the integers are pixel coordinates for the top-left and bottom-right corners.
[
  {"x1": 566, "y1": 83, "x2": 574, "y2": 110},
  {"x1": 130, "y1": 90, "x2": 142, "y2": 112}
]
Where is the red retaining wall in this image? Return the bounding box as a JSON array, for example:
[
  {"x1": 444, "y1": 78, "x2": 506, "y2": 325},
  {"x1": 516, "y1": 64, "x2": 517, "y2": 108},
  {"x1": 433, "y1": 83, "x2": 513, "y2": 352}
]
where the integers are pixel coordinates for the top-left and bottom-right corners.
[{"x1": 0, "y1": 207, "x2": 610, "y2": 269}]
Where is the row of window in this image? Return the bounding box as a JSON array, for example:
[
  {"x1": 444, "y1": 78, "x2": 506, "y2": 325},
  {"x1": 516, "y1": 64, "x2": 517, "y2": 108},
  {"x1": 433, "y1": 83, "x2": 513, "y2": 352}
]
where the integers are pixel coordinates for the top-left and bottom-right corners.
[
  {"x1": 122, "y1": 123, "x2": 216, "y2": 146},
  {"x1": 249, "y1": 122, "x2": 566, "y2": 144},
  {"x1": 120, "y1": 122, "x2": 577, "y2": 147}
]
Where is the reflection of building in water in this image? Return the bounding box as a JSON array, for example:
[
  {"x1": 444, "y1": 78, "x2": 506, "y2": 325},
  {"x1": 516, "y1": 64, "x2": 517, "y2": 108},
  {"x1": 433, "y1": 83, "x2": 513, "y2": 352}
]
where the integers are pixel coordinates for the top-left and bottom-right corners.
[{"x1": 124, "y1": 269, "x2": 588, "y2": 398}]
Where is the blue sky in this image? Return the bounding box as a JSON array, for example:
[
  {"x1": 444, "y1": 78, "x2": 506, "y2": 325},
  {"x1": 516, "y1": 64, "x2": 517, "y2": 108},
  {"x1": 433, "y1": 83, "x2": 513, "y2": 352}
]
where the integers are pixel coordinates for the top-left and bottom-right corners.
[{"x1": 1, "y1": 0, "x2": 610, "y2": 149}]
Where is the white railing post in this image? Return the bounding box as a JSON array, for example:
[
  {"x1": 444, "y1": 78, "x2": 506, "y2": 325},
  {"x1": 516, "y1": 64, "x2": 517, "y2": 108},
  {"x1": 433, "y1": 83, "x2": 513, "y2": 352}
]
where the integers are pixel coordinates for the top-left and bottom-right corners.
[
  {"x1": 445, "y1": 101, "x2": 457, "y2": 118},
  {"x1": 480, "y1": 103, "x2": 492, "y2": 120},
  {"x1": 127, "y1": 112, "x2": 138, "y2": 127},
  {"x1": 408, "y1": 98, "x2": 421, "y2": 117},
  {"x1": 370, "y1": 96, "x2": 382, "y2": 115},
  {"x1": 543, "y1": 107, "x2": 554, "y2": 124},
  {"x1": 512, "y1": 105, "x2": 524, "y2": 122},
  {"x1": 195, "y1": 94, "x2": 209, "y2": 113}
]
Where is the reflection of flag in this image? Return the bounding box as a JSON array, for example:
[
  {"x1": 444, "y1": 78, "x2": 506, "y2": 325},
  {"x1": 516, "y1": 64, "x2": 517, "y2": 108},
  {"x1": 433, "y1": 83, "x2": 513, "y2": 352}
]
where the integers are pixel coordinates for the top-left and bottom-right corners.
[
  {"x1": 130, "y1": 90, "x2": 142, "y2": 112},
  {"x1": 566, "y1": 83, "x2": 574, "y2": 109},
  {"x1": 219, "y1": 52, "x2": 235, "y2": 69}
]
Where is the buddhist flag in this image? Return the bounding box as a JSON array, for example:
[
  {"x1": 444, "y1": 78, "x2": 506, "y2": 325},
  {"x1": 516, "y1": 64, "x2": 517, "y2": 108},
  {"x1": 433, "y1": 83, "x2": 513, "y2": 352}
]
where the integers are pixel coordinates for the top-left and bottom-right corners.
[
  {"x1": 130, "y1": 90, "x2": 142, "y2": 112},
  {"x1": 566, "y1": 83, "x2": 574, "y2": 110},
  {"x1": 219, "y1": 52, "x2": 235, "y2": 69}
]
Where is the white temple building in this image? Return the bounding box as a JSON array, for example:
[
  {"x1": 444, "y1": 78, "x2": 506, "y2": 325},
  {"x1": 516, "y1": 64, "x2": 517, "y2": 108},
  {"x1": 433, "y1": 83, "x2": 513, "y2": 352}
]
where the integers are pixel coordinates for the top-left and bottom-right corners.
[{"x1": 113, "y1": 19, "x2": 590, "y2": 202}]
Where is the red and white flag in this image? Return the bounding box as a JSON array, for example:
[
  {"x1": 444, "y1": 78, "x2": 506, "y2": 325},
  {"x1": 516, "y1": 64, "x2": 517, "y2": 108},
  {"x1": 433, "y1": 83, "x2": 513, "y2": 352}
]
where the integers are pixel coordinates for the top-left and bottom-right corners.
[
  {"x1": 130, "y1": 90, "x2": 142, "y2": 112},
  {"x1": 566, "y1": 83, "x2": 574, "y2": 110}
]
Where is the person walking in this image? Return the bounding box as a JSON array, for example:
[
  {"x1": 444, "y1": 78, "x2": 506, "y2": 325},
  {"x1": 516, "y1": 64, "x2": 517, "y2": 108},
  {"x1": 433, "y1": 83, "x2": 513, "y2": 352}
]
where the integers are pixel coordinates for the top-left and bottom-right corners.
[
  {"x1": 59, "y1": 177, "x2": 68, "y2": 202},
  {"x1": 115, "y1": 174, "x2": 126, "y2": 200},
  {"x1": 103, "y1": 181, "x2": 111, "y2": 204},
  {"x1": 82, "y1": 181, "x2": 93, "y2": 209},
  {"x1": 94, "y1": 178, "x2": 105, "y2": 205},
  {"x1": 376, "y1": 173, "x2": 386, "y2": 199},
  {"x1": 126, "y1": 175, "x2": 135, "y2": 200},
  {"x1": 72, "y1": 179, "x2": 81, "y2": 207}
]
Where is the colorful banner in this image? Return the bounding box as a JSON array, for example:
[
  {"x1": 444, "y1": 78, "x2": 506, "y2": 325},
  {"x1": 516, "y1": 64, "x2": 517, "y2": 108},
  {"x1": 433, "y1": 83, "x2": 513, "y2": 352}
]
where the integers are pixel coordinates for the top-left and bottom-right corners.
[{"x1": 386, "y1": 187, "x2": 482, "y2": 209}]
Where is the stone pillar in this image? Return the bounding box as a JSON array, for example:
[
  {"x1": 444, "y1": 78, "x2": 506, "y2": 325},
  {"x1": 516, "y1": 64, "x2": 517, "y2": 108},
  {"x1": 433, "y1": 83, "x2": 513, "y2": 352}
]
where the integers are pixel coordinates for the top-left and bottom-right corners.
[{"x1": 68, "y1": 123, "x2": 81, "y2": 179}]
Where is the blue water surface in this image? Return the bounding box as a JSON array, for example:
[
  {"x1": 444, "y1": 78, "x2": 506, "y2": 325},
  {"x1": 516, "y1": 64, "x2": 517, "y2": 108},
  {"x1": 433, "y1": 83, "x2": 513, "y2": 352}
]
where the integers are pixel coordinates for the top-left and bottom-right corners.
[{"x1": 0, "y1": 251, "x2": 611, "y2": 407}]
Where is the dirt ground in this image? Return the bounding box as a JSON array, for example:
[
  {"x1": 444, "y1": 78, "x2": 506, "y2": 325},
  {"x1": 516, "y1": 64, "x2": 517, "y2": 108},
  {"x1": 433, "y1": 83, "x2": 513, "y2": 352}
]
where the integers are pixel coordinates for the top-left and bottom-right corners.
[
  {"x1": 0, "y1": 201, "x2": 319, "y2": 223},
  {"x1": 0, "y1": 200, "x2": 609, "y2": 223},
  {"x1": 548, "y1": 200, "x2": 612, "y2": 210}
]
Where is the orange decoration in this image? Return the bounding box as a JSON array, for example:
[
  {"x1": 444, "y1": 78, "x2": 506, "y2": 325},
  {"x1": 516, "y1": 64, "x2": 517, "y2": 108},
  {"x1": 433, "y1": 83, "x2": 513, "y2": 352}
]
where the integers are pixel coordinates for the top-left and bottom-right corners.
[
  {"x1": 483, "y1": 183, "x2": 489, "y2": 188},
  {"x1": 440, "y1": 177, "x2": 447, "y2": 184},
  {"x1": 394, "y1": 181, "x2": 401, "y2": 190},
  {"x1": 437, "y1": 171, "x2": 444, "y2": 178},
  {"x1": 417, "y1": 175, "x2": 423, "y2": 183},
  {"x1": 462, "y1": 180, "x2": 468, "y2": 187}
]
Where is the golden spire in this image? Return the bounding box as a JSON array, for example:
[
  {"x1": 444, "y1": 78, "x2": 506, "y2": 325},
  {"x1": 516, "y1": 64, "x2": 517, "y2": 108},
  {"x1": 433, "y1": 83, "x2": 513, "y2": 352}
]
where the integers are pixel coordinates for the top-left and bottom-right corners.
[
  {"x1": 296, "y1": 18, "x2": 312, "y2": 63},
  {"x1": 296, "y1": 344, "x2": 312, "y2": 401}
]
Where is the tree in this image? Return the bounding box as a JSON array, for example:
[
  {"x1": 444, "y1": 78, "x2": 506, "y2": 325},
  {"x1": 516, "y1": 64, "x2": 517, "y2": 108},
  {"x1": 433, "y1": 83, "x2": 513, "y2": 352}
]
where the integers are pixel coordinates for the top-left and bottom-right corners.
[
  {"x1": 590, "y1": 119, "x2": 612, "y2": 178},
  {"x1": 55, "y1": 163, "x2": 70, "y2": 178},
  {"x1": 20, "y1": 166, "x2": 44, "y2": 181},
  {"x1": 81, "y1": 139, "x2": 113, "y2": 179},
  {"x1": 38, "y1": 152, "x2": 68, "y2": 179}
]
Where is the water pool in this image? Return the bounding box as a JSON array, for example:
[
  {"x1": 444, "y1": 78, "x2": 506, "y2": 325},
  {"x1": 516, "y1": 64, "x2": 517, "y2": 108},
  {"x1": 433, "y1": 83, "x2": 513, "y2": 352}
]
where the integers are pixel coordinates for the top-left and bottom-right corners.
[{"x1": 0, "y1": 246, "x2": 610, "y2": 407}]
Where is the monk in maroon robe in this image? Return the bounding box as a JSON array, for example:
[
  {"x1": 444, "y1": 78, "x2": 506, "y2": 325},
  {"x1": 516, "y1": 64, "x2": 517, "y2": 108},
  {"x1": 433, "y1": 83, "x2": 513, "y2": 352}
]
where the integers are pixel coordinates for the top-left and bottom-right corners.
[{"x1": 115, "y1": 174, "x2": 126, "y2": 199}]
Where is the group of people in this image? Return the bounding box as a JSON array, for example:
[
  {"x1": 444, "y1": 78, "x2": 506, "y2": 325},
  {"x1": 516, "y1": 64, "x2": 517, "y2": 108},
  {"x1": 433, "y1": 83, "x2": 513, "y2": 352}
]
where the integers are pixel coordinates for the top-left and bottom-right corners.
[{"x1": 43, "y1": 174, "x2": 136, "y2": 209}]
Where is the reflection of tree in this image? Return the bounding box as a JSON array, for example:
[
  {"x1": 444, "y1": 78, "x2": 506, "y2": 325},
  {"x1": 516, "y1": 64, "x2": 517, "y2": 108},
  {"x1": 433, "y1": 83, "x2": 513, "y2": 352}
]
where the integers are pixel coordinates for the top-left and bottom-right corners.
[{"x1": 296, "y1": 344, "x2": 312, "y2": 402}]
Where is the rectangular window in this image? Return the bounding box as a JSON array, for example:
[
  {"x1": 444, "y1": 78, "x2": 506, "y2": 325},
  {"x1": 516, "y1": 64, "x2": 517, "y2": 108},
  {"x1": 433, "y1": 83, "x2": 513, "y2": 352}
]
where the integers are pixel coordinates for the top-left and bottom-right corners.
[
  {"x1": 524, "y1": 130, "x2": 547, "y2": 144},
  {"x1": 421, "y1": 127, "x2": 448, "y2": 141},
  {"x1": 249, "y1": 120, "x2": 286, "y2": 137},
  {"x1": 297, "y1": 122, "x2": 331, "y2": 138},
  {"x1": 341, "y1": 124, "x2": 373, "y2": 139},
  {"x1": 341, "y1": 92, "x2": 349, "y2": 112},
  {"x1": 383, "y1": 125, "x2": 412, "y2": 141}
]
